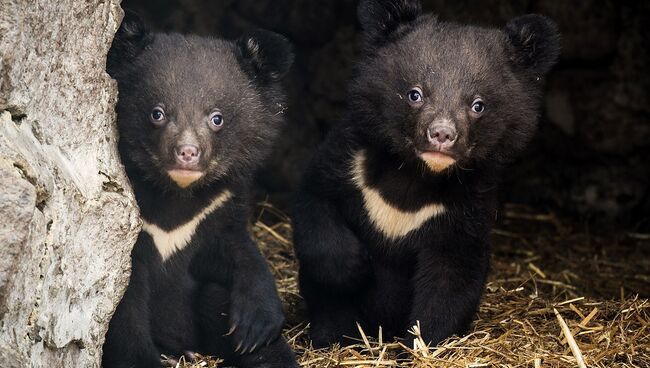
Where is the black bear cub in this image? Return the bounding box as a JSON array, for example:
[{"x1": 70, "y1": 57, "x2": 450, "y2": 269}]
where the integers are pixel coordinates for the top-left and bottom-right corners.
[
  {"x1": 293, "y1": 0, "x2": 560, "y2": 348},
  {"x1": 102, "y1": 11, "x2": 298, "y2": 368}
]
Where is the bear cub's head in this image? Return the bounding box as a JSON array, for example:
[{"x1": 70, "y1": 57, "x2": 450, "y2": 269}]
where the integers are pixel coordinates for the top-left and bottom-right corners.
[
  {"x1": 108, "y1": 11, "x2": 293, "y2": 190},
  {"x1": 354, "y1": 0, "x2": 560, "y2": 173}
]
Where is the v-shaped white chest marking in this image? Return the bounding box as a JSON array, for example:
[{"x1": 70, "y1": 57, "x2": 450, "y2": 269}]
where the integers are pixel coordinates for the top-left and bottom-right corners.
[
  {"x1": 142, "y1": 190, "x2": 233, "y2": 261},
  {"x1": 350, "y1": 151, "x2": 446, "y2": 240}
]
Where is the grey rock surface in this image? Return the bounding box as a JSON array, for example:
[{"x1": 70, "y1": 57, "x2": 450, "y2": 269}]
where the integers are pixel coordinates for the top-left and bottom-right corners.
[{"x1": 0, "y1": 1, "x2": 139, "y2": 367}]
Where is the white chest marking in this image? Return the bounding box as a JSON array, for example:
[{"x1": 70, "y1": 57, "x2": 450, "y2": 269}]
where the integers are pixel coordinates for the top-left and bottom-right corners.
[
  {"x1": 142, "y1": 190, "x2": 233, "y2": 261},
  {"x1": 350, "y1": 151, "x2": 446, "y2": 240}
]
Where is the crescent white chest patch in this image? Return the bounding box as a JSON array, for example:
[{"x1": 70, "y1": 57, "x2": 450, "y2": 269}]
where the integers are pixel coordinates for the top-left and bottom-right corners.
[
  {"x1": 142, "y1": 190, "x2": 233, "y2": 261},
  {"x1": 350, "y1": 151, "x2": 446, "y2": 240}
]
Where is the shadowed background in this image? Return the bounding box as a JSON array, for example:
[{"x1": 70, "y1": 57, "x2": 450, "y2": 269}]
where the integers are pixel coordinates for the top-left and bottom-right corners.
[{"x1": 120, "y1": 0, "x2": 650, "y2": 229}]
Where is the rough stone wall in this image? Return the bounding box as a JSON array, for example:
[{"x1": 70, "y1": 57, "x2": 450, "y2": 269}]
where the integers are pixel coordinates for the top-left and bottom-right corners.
[
  {"x1": 0, "y1": 1, "x2": 139, "y2": 367},
  {"x1": 124, "y1": 0, "x2": 650, "y2": 224}
]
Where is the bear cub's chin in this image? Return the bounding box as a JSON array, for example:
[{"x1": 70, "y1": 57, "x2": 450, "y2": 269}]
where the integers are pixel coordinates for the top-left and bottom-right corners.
[
  {"x1": 419, "y1": 151, "x2": 456, "y2": 172},
  {"x1": 167, "y1": 169, "x2": 204, "y2": 188}
]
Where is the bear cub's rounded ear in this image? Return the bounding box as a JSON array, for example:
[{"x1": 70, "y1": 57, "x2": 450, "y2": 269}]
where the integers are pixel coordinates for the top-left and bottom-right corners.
[
  {"x1": 505, "y1": 14, "x2": 561, "y2": 76},
  {"x1": 107, "y1": 9, "x2": 153, "y2": 77},
  {"x1": 358, "y1": 0, "x2": 422, "y2": 47},
  {"x1": 237, "y1": 30, "x2": 294, "y2": 84}
]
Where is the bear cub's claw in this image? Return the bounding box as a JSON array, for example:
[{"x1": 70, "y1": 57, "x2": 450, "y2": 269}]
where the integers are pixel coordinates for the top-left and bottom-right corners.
[{"x1": 229, "y1": 288, "x2": 285, "y2": 354}]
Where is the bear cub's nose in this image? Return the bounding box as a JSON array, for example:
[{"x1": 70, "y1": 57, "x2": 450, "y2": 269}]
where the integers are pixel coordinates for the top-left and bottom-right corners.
[
  {"x1": 175, "y1": 144, "x2": 201, "y2": 165},
  {"x1": 427, "y1": 124, "x2": 457, "y2": 150}
]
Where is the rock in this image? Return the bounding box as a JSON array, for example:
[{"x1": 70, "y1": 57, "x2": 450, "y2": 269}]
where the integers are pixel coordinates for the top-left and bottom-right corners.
[
  {"x1": 569, "y1": 162, "x2": 647, "y2": 220},
  {"x1": 121, "y1": 0, "x2": 231, "y2": 36},
  {"x1": 0, "y1": 2, "x2": 139, "y2": 367},
  {"x1": 543, "y1": 2, "x2": 650, "y2": 156},
  {"x1": 532, "y1": 0, "x2": 620, "y2": 61},
  {"x1": 421, "y1": 0, "x2": 530, "y2": 25},
  {"x1": 232, "y1": 0, "x2": 354, "y2": 46},
  {"x1": 597, "y1": 2, "x2": 650, "y2": 153}
]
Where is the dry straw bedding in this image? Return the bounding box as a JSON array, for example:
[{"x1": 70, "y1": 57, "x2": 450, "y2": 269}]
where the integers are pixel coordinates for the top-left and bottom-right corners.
[{"x1": 180, "y1": 203, "x2": 649, "y2": 368}]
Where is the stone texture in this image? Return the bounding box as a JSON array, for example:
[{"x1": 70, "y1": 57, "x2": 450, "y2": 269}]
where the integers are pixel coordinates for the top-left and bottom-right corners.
[{"x1": 0, "y1": 1, "x2": 139, "y2": 367}]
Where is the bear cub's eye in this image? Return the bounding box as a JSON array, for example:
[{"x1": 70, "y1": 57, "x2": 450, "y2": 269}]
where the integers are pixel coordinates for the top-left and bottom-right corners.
[
  {"x1": 150, "y1": 107, "x2": 166, "y2": 125},
  {"x1": 208, "y1": 110, "x2": 224, "y2": 131},
  {"x1": 471, "y1": 98, "x2": 486, "y2": 114},
  {"x1": 407, "y1": 87, "x2": 423, "y2": 104}
]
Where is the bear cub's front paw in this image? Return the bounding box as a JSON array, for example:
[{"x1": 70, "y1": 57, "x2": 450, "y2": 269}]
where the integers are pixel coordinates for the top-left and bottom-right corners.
[{"x1": 229, "y1": 284, "x2": 285, "y2": 354}]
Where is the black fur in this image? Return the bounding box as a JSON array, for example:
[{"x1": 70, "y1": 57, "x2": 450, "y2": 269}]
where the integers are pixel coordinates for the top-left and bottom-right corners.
[
  {"x1": 293, "y1": 0, "x2": 560, "y2": 348},
  {"x1": 102, "y1": 12, "x2": 297, "y2": 368},
  {"x1": 358, "y1": 0, "x2": 422, "y2": 49},
  {"x1": 505, "y1": 14, "x2": 562, "y2": 75},
  {"x1": 106, "y1": 10, "x2": 153, "y2": 76},
  {"x1": 237, "y1": 29, "x2": 295, "y2": 84}
]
